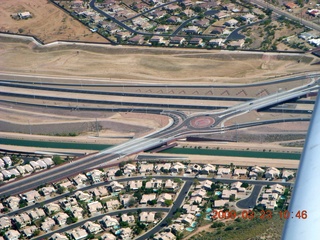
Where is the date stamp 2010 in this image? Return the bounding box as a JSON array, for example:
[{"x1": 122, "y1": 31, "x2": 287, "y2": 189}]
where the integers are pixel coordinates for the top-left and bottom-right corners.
[{"x1": 211, "y1": 210, "x2": 308, "y2": 220}]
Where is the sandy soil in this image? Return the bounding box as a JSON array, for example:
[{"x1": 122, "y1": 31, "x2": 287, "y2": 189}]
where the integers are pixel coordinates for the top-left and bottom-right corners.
[
  {"x1": 146, "y1": 152, "x2": 299, "y2": 168},
  {"x1": 0, "y1": 36, "x2": 318, "y2": 83},
  {"x1": 0, "y1": 0, "x2": 108, "y2": 44}
]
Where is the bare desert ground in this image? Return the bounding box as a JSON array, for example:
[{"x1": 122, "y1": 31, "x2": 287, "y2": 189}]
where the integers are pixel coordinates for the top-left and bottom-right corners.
[
  {"x1": 0, "y1": 35, "x2": 318, "y2": 84},
  {"x1": 0, "y1": 0, "x2": 108, "y2": 43}
]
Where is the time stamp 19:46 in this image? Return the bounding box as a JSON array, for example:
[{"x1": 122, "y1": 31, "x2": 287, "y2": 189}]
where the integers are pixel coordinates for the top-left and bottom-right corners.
[{"x1": 212, "y1": 210, "x2": 308, "y2": 220}]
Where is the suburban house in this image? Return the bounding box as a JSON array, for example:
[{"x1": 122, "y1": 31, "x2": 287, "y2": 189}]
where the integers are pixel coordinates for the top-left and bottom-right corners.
[
  {"x1": 101, "y1": 215, "x2": 119, "y2": 228},
  {"x1": 265, "y1": 167, "x2": 280, "y2": 179},
  {"x1": 184, "y1": 26, "x2": 201, "y2": 34},
  {"x1": 140, "y1": 194, "x2": 157, "y2": 204},
  {"x1": 87, "y1": 201, "x2": 103, "y2": 214},
  {"x1": 217, "y1": 167, "x2": 231, "y2": 175},
  {"x1": 70, "y1": 228, "x2": 88, "y2": 240},
  {"x1": 109, "y1": 181, "x2": 124, "y2": 192},
  {"x1": 128, "y1": 180, "x2": 143, "y2": 190},
  {"x1": 230, "y1": 181, "x2": 246, "y2": 192},
  {"x1": 214, "y1": 199, "x2": 229, "y2": 208},
  {"x1": 54, "y1": 212, "x2": 69, "y2": 225},
  {"x1": 105, "y1": 199, "x2": 121, "y2": 210},
  {"x1": 73, "y1": 174, "x2": 88, "y2": 186},
  {"x1": 233, "y1": 168, "x2": 248, "y2": 177},
  {"x1": 221, "y1": 189, "x2": 237, "y2": 200},
  {"x1": 83, "y1": 221, "x2": 103, "y2": 234},
  {"x1": 121, "y1": 214, "x2": 135, "y2": 224},
  {"x1": 282, "y1": 170, "x2": 295, "y2": 180},
  {"x1": 41, "y1": 218, "x2": 55, "y2": 232},
  {"x1": 224, "y1": 19, "x2": 238, "y2": 27},
  {"x1": 139, "y1": 212, "x2": 155, "y2": 222}
]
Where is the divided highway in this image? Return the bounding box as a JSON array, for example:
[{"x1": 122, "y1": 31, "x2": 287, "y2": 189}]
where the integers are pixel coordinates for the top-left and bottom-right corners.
[{"x1": 0, "y1": 79, "x2": 318, "y2": 198}]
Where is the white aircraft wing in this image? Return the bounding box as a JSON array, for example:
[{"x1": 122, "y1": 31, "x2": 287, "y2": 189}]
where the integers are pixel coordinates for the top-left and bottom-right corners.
[{"x1": 282, "y1": 89, "x2": 320, "y2": 239}]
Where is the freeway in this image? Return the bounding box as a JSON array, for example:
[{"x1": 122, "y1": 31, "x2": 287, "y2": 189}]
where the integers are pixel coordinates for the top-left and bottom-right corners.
[{"x1": 0, "y1": 78, "x2": 317, "y2": 198}]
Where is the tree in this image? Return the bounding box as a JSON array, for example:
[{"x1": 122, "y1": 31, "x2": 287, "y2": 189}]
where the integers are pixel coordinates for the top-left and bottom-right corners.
[
  {"x1": 19, "y1": 199, "x2": 28, "y2": 208},
  {"x1": 53, "y1": 156, "x2": 63, "y2": 165},
  {"x1": 57, "y1": 185, "x2": 66, "y2": 194},
  {"x1": 164, "y1": 199, "x2": 173, "y2": 207},
  {"x1": 127, "y1": 197, "x2": 136, "y2": 207},
  {"x1": 115, "y1": 170, "x2": 123, "y2": 176},
  {"x1": 120, "y1": 221, "x2": 129, "y2": 227},
  {"x1": 241, "y1": 182, "x2": 249, "y2": 188}
]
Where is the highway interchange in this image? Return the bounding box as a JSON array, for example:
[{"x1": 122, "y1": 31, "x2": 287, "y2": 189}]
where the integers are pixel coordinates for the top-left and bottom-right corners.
[
  {"x1": 0, "y1": 74, "x2": 318, "y2": 197},
  {"x1": 0, "y1": 73, "x2": 318, "y2": 239}
]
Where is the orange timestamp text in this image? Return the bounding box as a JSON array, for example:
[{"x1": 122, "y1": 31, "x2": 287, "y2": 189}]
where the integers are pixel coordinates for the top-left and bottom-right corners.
[{"x1": 211, "y1": 210, "x2": 308, "y2": 220}]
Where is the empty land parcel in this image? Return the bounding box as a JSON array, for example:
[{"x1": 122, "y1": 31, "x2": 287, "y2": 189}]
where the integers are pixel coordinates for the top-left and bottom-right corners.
[
  {"x1": 0, "y1": 35, "x2": 318, "y2": 83},
  {"x1": 0, "y1": 0, "x2": 108, "y2": 43}
]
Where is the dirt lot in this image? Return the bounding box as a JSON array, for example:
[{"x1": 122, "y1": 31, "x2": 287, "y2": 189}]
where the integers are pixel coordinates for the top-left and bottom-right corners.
[
  {"x1": 0, "y1": 0, "x2": 108, "y2": 43},
  {"x1": 0, "y1": 36, "x2": 318, "y2": 83}
]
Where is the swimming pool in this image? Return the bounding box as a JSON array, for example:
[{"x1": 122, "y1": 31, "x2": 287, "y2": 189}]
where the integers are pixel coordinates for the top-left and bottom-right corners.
[
  {"x1": 196, "y1": 213, "x2": 201, "y2": 217},
  {"x1": 115, "y1": 230, "x2": 121, "y2": 235},
  {"x1": 205, "y1": 214, "x2": 212, "y2": 220},
  {"x1": 186, "y1": 227, "x2": 194, "y2": 232},
  {"x1": 191, "y1": 222, "x2": 197, "y2": 228},
  {"x1": 215, "y1": 191, "x2": 222, "y2": 196},
  {"x1": 206, "y1": 207, "x2": 212, "y2": 213}
]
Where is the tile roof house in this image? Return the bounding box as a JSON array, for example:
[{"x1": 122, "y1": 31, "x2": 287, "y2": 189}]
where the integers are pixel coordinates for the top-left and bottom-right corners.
[
  {"x1": 214, "y1": 199, "x2": 229, "y2": 208},
  {"x1": 230, "y1": 181, "x2": 246, "y2": 192},
  {"x1": 2, "y1": 157, "x2": 12, "y2": 167},
  {"x1": 40, "y1": 186, "x2": 56, "y2": 196},
  {"x1": 139, "y1": 212, "x2": 155, "y2": 222},
  {"x1": 0, "y1": 217, "x2": 11, "y2": 230},
  {"x1": 120, "y1": 194, "x2": 135, "y2": 207},
  {"x1": 91, "y1": 186, "x2": 109, "y2": 198},
  {"x1": 41, "y1": 217, "x2": 55, "y2": 232},
  {"x1": 4, "y1": 230, "x2": 20, "y2": 240},
  {"x1": 83, "y1": 221, "x2": 103, "y2": 234},
  {"x1": 164, "y1": 179, "x2": 178, "y2": 190},
  {"x1": 182, "y1": 204, "x2": 200, "y2": 214},
  {"x1": 265, "y1": 167, "x2": 280, "y2": 179},
  {"x1": 22, "y1": 225, "x2": 37, "y2": 237},
  {"x1": 138, "y1": 163, "x2": 154, "y2": 173},
  {"x1": 121, "y1": 214, "x2": 135, "y2": 224},
  {"x1": 87, "y1": 201, "x2": 103, "y2": 214},
  {"x1": 45, "y1": 203, "x2": 61, "y2": 214},
  {"x1": 154, "y1": 231, "x2": 176, "y2": 240},
  {"x1": 233, "y1": 168, "x2": 248, "y2": 176},
  {"x1": 100, "y1": 233, "x2": 117, "y2": 240},
  {"x1": 13, "y1": 213, "x2": 31, "y2": 227},
  {"x1": 6, "y1": 196, "x2": 20, "y2": 210},
  {"x1": 70, "y1": 206, "x2": 84, "y2": 220},
  {"x1": 101, "y1": 215, "x2": 119, "y2": 228},
  {"x1": 105, "y1": 199, "x2": 121, "y2": 210},
  {"x1": 217, "y1": 167, "x2": 231, "y2": 175},
  {"x1": 221, "y1": 189, "x2": 237, "y2": 200},
  {"x1": 54, "y1": 212, "x2": 69, "y2": 226},
  {"x1": 70, "y1": 227, "x2": 88, "y2": 240},
  {"x1": 224, "y1": 18, "x2": 239, "y2": 27},
  {"x1": 123, "y1": 163, "x2": 136, "y2": 175},
  {"x1": 195, "y1": 180, "x2": 213, "y2": 191},
  {"x1": 73, "y1": 174, "x2": 88, "y2": 186},
  {"x1": 128, "y1": 180, "x2": 143, "y2": 190},
  {"x1": 119, "y1": 227, "x2": 132, "y2": 240},
  {"x1": 140, "y1": 194, "x2": 157, "y2": 204},
  {"x1": 109, "y1": 181, "x2": 124, "y2": 192},
  {"x1": 282, "y1": 170, "x2": 295, "y2": 180},
  {"x1": 50, "y1": 233, "x2": 68, "y2": 240},
  {"x1": 169, "y1": 37, "x2": 186, "y2": 45},
  {"x1": 157, "y1": 193, "x2": 172, "y2": 204},
  {"x1": 27, "y1": 208, "x2": 46, "y2": 220},
  {"x1": 74, "y1": 191, "x2": 92, "y2": 202},
  {"x1": 146, "y1": 179, "x2": 163, "y2": 189},
  {"x1": 87, "y1": 169, "x2": 104, "y2": 183}
]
